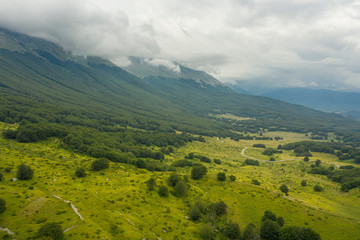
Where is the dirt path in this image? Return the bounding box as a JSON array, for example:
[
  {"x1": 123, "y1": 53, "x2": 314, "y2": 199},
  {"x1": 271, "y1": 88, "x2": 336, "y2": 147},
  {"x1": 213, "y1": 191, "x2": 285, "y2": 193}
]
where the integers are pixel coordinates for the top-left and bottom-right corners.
[
  {"x1": 53, "y1": 195, "x2": 84, "y2": 220},
  {"x1": 0, "y1": 227, "x2": 16, "y2": 239},
  {"x1": 241, "y1": 146, "x2": 340, "y2": 168}
]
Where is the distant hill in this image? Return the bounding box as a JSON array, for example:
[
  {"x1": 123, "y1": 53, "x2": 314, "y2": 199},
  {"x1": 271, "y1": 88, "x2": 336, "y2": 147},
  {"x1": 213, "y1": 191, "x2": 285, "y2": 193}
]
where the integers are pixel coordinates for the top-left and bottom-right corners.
[{"x1": 262, "y1": 88, "x2": 360, "y2": 118}]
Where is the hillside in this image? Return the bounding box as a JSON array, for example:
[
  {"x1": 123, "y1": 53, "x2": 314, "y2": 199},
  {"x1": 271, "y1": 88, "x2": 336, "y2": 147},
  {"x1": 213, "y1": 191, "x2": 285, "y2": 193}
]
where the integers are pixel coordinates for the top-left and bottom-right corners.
[{"x1": 262, "y1": 88, "x2": 360, "y2": 118}]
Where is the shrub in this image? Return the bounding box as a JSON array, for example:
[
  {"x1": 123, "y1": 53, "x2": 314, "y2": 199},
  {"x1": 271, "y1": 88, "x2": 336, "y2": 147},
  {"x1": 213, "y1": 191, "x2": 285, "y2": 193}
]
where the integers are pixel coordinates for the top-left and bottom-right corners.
[
  {"x1": 191, "y1": 165, "x2": 207, "y2": 180},
  {"x1": 0, "y1": 198, "x2": 5, "y2": 214},
  {"x1": 4, "y1": 167, "x2": 12, "y2": 172},
  {"x1": 217, "y1": 172, "x2": 226, "y2": 181},
  {"x1": 243, "y1": 223, "x2": 260, "y2": 240},
  {"x1": 200, "y1": 224, "x2": 215, "y2": 240},
  {"x1": 189, "y1": 202, "x2": 203, "y2": 221},
  {"x1": 229, "y1": 175, "x2": 236, "y2": 181},
  {"x1": 245, "y1": 159, "x2": 260, "y2": 166},
  {"x1": 262, "y1": 210, "x2": 277, "y2": 222},
  {"x1": 260, "y1": 219, "x2": 280, "y2": 240},
  {"x1": 339, "y1": 165, "x2": 355, "y2": 169},
  {"x1": 35, "y1": 222, "x2": 64, "y2": 240},
  {"x1": 17, "y1": 164, "x2": 34, "y2": 180},
  {"x1": 172, "y1": 181, "x2": 188, "y2": 197},
  {"x1": 91, "y1": 158, "x2": 109, "y2": 171},
  {"x1": 0, "y1": 173, "x2": 2, "y2": 181},
  {"x1": 280, "y1": 184, "x2": 289, "y2": 196},
  {"x1": 279, "y1": 226, "x2": 321, "y2": 240},
  {"x1": 315, "y1": 159, "x2": 321, "y2": 167},
  {"x1": 199, "y1": 156, "x2": 211, "y2": 163},
  {"x1": 146, "y1": 177, "x2": 156, "y2": 190},
  {"x1": 253, "y1": 144, "x2": 266, "y2": 148},
  {"x1": 224, "y1": 220, "x2": 241, "y2": 240},
  {"x1": 208, "y1": 201, "x2": 228, "y2": 217},
  {"x1": 75, "y1": 168, "x2": 86, "y2": 178},
  {"x1": 270, "y1": 157, "x2": 275, "y2": 161},
  {"x1": 301, "y1": 180, "x2": 307, "y2": 186},
  {"x1": 167, "y1": 173, "x2": 181, "y2": 186},
  {"x1": 304, "y1": 156, "x2": 310, "y2": 162},
  {"x1": 158, "y1": 186, "x2": 169, "y2": 197},
  {"x1": 252, "y1": 179, "x2": 260, "y2": 185},
  {"x1": 214, "y1": 159, "x2": 221, "y2": 164},
  {"x1": 313, "y1": 185, "x2": 323, "y2": 192}
]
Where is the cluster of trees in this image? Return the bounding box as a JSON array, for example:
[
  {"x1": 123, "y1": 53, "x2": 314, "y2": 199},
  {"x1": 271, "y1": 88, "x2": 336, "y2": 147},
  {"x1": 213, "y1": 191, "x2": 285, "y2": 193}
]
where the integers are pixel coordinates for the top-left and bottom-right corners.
[
  {"x1": 253, "y1": 144, "x2": 266, "y2": 148},
  {"x1": 262, "y1": 148, "x2": 283, "y2": 156},
  {"x1": 245, "y1": 159, "x2": 260, "y2": 166}
]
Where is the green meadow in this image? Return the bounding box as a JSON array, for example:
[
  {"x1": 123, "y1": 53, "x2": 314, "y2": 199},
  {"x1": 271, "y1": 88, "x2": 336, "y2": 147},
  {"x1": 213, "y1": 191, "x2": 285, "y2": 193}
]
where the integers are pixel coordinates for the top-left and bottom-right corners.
[{"x1": 1, "y1": 122, "x2": 360, "y2": 240}]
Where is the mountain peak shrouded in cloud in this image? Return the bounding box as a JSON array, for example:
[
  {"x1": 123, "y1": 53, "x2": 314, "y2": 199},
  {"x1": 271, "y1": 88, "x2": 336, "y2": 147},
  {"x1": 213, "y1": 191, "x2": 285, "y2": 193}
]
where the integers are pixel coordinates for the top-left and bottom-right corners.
[{"x1": 1, "y1": 0, "x2": 360, "y2": 91}]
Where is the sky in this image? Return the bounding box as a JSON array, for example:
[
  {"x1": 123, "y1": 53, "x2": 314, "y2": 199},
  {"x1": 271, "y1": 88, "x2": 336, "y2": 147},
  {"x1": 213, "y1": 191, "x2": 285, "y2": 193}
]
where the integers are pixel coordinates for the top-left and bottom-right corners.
[{"x1": 1, "y1": 0, "x2": 360, "y2": 91}]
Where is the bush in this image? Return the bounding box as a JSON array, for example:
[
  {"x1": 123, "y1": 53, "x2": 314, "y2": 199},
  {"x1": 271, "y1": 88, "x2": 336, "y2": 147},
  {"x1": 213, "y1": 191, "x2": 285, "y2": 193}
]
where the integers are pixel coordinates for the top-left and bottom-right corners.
[
  {"x1": 253, "y1": 144, "x2": 266, "y2": 148},
  {"x1": 229, "y1": 175, "x2": 236, "y2": 181},
  {"x1": 191, "y1": 165, "x2": 207, "y2": 180},
  {"x1": 146, "y1": 177, "x2": 156, "y2": 190},
  {"x1": 280, "y1": 184, "x2": 289, "y2": 196},
  {"x1": 200, "y1": 224, "x2": 215, "y2": 240},
  {"x1": 172, "y1": 181, "x2": 188, "y2": 197},
  {"x1": 17, "y1": 164, "x2": 34, "y2": 180},
  {"x1": 339, "y1": 165, "x2": 355, "y2": 169},
  {"x1": 304, "y1": 156, "x2": 310, "y2": 162},
  {"x1": 252, "y1": 179, "x2": 261, "y2": 185},
  {"x1": 0, "y1": 198, "x2": 5, "y2": 214},
  {"x1": 245, "y1": 159, "x2": 260, "y2": 166},
  {"x1": 199, "y1": 156, "x2": 211, "y2": 163},
  {"x1": 4, "y1": 167, "x2": 12, "y2": 172},
  {"x1": 313, "y1": 185, "x2": 323, "y2": 192},
  {"x1": 167, "y1": 173, "x2": 181, "y2": 186},
  {"x1": 270, "y1": 157, "x2": 275, "y2": 161},
  {"x1": 301, "y1": 180, "x2": 307, "y2": 186},
  {"x1": 158, "y1": 186, "x2": 169, "y2": 197},
  {"x1": 214, "y1": 159, "x2": 221, "y2": 165},
  {"x1": 315, "y1": 159, "x2": 321, "y2": 167},
  {"x1": 75, "y1": 168, "x2": 86, "y2": 178},
  {"x1": 279, "y1": 226, "x2": 321, "y2": 240},
  {"x1": 262, "y1": 210, "x2": 277, "y2": 222},
  {"x1": 208, "y1": 201, "x2": 228, "y2": 217},
  {"x1": 243, "y1": 223, "x2": 260, "y2": 240},
  {"x1": 91, "y1": 158, "x2": 109, "y2": 171},
  {"x1": 224, "y1": 220, "x2": 241, "y2": 240},
  {"x1": 260, "y1": 219, "x2": 280, "y2": 240},
  {"x1": 35, "y1": 222, "x2": 64, "y2": 240},
  {"x1": 217, "y1": 172, "x2": 226, "y2": 181},
  {"x1": 0, "y1": 173, "x2": 2, "y2": 181},
  {"x1": 189, "y1": 202, "x2": 203, "y2": 221}
]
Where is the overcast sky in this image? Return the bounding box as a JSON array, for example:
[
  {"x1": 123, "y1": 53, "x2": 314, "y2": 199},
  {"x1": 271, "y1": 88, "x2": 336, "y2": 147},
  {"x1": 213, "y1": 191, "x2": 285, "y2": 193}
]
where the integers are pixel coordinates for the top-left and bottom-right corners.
[{"x1": 1, "y1": 0, "x2": 360, "y2": 91}]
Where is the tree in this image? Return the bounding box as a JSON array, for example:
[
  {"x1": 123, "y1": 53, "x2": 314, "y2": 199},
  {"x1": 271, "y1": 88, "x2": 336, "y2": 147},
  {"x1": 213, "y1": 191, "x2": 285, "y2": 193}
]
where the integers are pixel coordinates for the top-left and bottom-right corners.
[
  {"x1": 304, "y1": 156, "x2": 310, "y2": 162},
  {"x1": 252, "y1": 179, "x2": 261, "y2": 185},
  {"x1": 214, "y1": 159, "x2": 221, "y2": 164},
  {"x1": 245, "y1": 159, "x2": 260, "y2": 166},
  {"x1": 301, "y1": 180, "x2": 307, "y2": 186},
  {"x1": 262, "y1": 210, "x2": 277, "y2": 222},
  {"x1": 146, "y1": 177, "x2": 156, "y2": 190},
  {"x1": 280, "y1": 184, "x2": 289, "y2": 196},
  {"x1": 191, "y1": 165, "x2": 207, "y2": 180},
  {"x1": 315, "y1": 159, "x2": 321, "y2": 167},
  {"x1": 224, "y1": 220, "x2": 241, "y2": 240},
  {"x1": 200, "y1": 224, "x2": 215, "y2": 240},
  {"x1": 35, "y1": 222, "x2": 64, "y2": 240},
  {"x1": 189, "y1": 202, "x2": 203, "y2": 221},
  {"x1": 243, "y1": 223, "x2": 260, "y2": 240},
  {"x1": 217, "y1": 172, "x2": 226, "y2": 181},
  {"x1": 208, "y1": 201, "x2": 228, "y2": 217},
  {"x1": 229, "y1": 175, "x2": 236, "y2": 181},
  {"x1": 0, "y1": 173, "x2": 3, "y2": 181},
  {"x1": 260, "y1": 219, "x2": 280, "y2": 240},
  {"x1": 167, "y1": 173, "x2": 181, "y2": 186},
  {"x1": 172, "y1": 181, "x2": 188, "y2": 197},
  {"x1": 313, "y1": 185, "x2": 323, "y2": 192},
  {"x1": 279, "y1": 226, "x2": 321, "y2": 240},
  {"x1": 0, "y1": 198, "x2": 5, "y2": 214},
  {"x1": 91, "y1": 158, "x2": 109, "y2": 171},
  {"x1": 75, "y1": 168, "x2": 86, "y2": 178},
  {"x1": 158, "y1": 185, "x2": 169, "y2": 197},
  {"x1": 17, "y1": 164, "x2": 34, "y2": 180}
]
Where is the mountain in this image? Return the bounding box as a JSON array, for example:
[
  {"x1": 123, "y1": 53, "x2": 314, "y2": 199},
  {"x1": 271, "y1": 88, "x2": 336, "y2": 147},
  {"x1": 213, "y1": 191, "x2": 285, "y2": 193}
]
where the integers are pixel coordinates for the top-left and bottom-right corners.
[
  {"x1": 262, "y1": 88, "x2": 360, "y2": 118},
  {"x1": 1, "y1": 28, "x2": 360, "y2": 139},
  {"x1": 225, "y1": 83, "x2": 253, "y2": 95}
]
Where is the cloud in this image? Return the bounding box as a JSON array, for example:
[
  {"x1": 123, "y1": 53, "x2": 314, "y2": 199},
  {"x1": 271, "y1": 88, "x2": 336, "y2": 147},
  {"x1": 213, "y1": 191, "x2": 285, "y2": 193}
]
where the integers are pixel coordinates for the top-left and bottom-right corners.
[
  {"x1": 1, "y1": 0, "x2": 360, "y2": 91},
  {"x1": 144, "y1": 58, "x2": 181, "y2": 73}
]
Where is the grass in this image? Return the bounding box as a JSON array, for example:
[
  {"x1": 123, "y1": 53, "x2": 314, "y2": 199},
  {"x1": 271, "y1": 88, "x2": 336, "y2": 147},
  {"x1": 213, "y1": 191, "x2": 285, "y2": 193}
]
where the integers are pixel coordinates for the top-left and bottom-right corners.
[{"x1": 0, "y1": 123, "x2": 360, "y2": 239}]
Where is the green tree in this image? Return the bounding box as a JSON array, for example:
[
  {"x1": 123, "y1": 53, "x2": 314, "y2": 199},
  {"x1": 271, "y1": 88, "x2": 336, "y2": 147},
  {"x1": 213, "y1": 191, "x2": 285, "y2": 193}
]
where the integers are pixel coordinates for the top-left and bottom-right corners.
[
  {"x1": 91, "y1": 158, "x2": 109, "y2": 171},
  {"x1": 279, "y1": 226, "x2": 321, "y2": 240},
  {"x1": 75, "y1": 168, "x2": 86, "y2": 178},
  {"x1": 189, "y1": 202, "x2": 202, "y2": 221},
  {"x1": 214, "y1": 159, "x2": 221, "y2": 164},
  {"x1": 35, "y1": 222, "x2": 64, "y2": 240},
  {"x1": 17, "y1": 164, "x2": 34, "y2": 180},
  {"x1": 0, "y1": 198, "x2": 6, "y2": 214},
  {"x1": 260, "y1": 219, "x2": 280, "y2": 240},
  {"x1": 252, "y1": 179, "x2": 260, "y2": 185},
  {"x1": 301, "y1": 180, "x2": 307, "y2": 186},
  {"x1": 191, "y1": 165, "x2": 207, "y2": 180},
  {"x1": 167, "y1": 173, "x2": 181, "y2": 186},
  {"x1": 315, "y1": 159, "x2": 321, "y2": 167},
  {"x1": 0, "y1": 173, "x2": 3, "y2": 181},
  {"x1": 313, "y1": 185, "x2": 323, "y2": 192},
  {"x1": 243, "y1": 223, "x2": 260, "y2": 240},
  {"x1": 217, "y1": 172, "x2": 226, "y2": 181},
  {"x1": 280, "y1": 184, "x2": 289, "y2": 196},
  {"x1": 229, "y1": 175, "x2": 236, "y2": 181},
  {"x1": 172, "y1": 181, "x2": 188, "y2": 197},
  {"x1": 200, "y1": 224, "x2": 215, "y2": 240},
  {"x1": 262, "y1": 210, "x2": 277, "y2": 222},
  {"x1": 208, "y1": 201, "x2": 228, "y2": 217},
  {"x1": 304, "y1": 156, "x2": 310, "y2": 162},
  {"x1": 158, "y1": 185, "x2": 169, "y2": 197},
  {"x1": 224, "y1": 220, "x2": 241, "y2": 240},
  {"x1": 146, "y1": 177, "x2": 156, "y2": 190}
]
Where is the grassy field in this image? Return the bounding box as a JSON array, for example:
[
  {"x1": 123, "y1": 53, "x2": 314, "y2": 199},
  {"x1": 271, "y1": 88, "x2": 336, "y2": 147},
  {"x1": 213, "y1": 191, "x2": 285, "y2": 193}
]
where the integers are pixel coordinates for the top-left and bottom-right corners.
[{"x1": 0, "y1": 123, "x2": 360, "y2": 239}]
